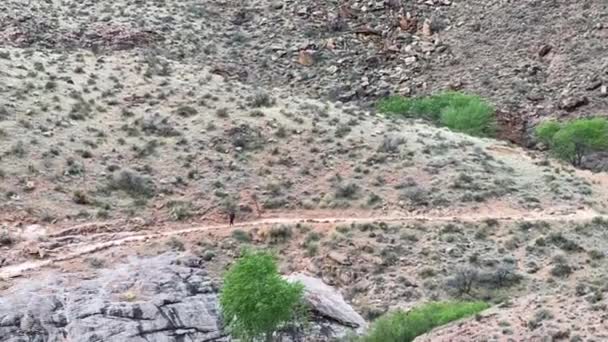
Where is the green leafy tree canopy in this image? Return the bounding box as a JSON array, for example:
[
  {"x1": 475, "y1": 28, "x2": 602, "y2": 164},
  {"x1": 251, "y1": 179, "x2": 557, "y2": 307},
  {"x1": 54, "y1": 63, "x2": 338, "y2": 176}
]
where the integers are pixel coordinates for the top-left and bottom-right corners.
[
  {"x1": 220, "y1": 250, "x2": 305, "y2": 341},
  {"x1": 536, "y1": 118, "x2": 608, "y2": 166}
]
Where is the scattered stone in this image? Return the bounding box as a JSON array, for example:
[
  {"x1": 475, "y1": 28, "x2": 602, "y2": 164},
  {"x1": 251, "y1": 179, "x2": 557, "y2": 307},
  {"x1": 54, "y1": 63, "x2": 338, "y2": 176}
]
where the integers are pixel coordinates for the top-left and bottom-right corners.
[
  {"x1": 23, "y1": 181, "x2": 35, "y2": 192},
  {"x1": 328, "y1": 251, "x2": 351, "y2": 265},
  {"x1": 538, "y1": 44, "x2": 553, "y2": 57},
  {"x1": 400, "y1": 15, "x2": 418, "y2": 33},
  {"x1": 422, "y1": 19, "x2": 433, "y2": 37},
  {"x1": 405, "y1": 56, "x2": 417, "y2": 65},
  {"x1": 586, "y1": 80, "x2": 602, "y2": 91},
  {"x1": 298, "y1": 50, "x2": 315, "y2": 66},
  {"x1": 558, "y1": 96, "x2": 589, "y2": 111}
]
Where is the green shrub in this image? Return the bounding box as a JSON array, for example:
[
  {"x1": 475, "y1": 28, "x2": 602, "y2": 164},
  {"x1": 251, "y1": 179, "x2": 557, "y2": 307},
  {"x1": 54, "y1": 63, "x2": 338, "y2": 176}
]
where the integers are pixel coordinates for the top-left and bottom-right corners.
[
  {"x1": 359, "y1": 301, "x2": 489, "y2": 342},
  {"x1": 440, "y1": 100, "x2": 495, "y2": 137},
  {"x1": 377, "y1": 92, "x2": 495, "y2": 137},
  {"x1": 535, "y1": 118, "x2": 608, "y2": 166},
  {"x1": 377, "y1": 96, "x2": 416, "y2": 118},
  {"x1": 220, "y1": 251, "x2": 305, "y2": 341}
]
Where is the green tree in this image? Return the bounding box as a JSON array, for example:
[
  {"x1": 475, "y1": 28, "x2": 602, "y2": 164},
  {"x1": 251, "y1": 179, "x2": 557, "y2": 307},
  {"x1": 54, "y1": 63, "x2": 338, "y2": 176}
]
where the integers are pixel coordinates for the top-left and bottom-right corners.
[
  {"x1": 536, "y1": 118, "x2": 608, "y2": 166},
  {"x1": 220, "y1": 250, "x2": 305, "y2": 341}
]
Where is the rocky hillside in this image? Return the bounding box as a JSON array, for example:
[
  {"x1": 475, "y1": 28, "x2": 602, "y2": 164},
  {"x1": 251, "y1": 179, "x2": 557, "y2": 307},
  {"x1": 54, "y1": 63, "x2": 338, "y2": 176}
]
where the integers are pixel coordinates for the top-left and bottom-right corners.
[
  {"x1": 2, "y1": 47, "x2": 605, "y2": 230},
  {"x1": 3, "y1": 0, "x2": 606, "y2": 143},
  {"x1": 1, "y1": 0, "x2": 608, "y2": 341}
]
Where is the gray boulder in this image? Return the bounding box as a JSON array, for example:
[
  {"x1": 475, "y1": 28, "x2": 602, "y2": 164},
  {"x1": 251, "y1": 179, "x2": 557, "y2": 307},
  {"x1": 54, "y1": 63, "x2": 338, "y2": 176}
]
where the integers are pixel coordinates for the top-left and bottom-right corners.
[{"x1": 285, "y1": 273, "x2": 367, "y2": 333}]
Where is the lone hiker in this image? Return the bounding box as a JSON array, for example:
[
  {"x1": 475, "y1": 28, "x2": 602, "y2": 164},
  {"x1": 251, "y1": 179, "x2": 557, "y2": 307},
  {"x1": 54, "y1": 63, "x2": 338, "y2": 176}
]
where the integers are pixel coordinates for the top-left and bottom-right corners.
[
  {"x1": 229, "y1": 210, "x2": 236, "y2": 226},
  {"x1": 223, "y1": 197, "x2": 238, "y2": 226}
]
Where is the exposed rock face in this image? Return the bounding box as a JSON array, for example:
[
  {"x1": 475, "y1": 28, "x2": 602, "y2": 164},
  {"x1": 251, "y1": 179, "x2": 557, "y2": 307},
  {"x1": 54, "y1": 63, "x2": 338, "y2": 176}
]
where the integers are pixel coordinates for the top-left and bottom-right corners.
[
  {"x1": 286, "y1": 273, "x2": 367, "y2": 332},
  {"x1": 0, "y1": 253, "x2": 226, "y2": 342},
  {"x1": 581, "y1": 152, "x2": 608, "y2": 172},
  {"x1": 0, "y1": 255, "x2": 366, "y2": 342}
]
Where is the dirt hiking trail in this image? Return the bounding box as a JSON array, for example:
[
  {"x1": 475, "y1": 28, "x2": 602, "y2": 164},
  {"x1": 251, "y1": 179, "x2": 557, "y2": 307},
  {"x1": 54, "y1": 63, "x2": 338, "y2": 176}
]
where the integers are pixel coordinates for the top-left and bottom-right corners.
[{"x1": 1, "y1": 208, "x2": 604, "y2": 280}]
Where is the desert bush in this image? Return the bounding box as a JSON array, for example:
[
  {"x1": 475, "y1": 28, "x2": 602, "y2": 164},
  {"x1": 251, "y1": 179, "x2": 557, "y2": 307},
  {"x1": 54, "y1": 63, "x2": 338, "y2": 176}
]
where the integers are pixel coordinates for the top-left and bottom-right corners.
[
  {"x1": 231, "y1": 229, "x2": 251, "y2": 243},
  {"x1": 418, "y1": 268, "x2": 436, "y2": 279},
  {"x1": 262, "y1": 197, "x2": 288, "y2": 209},
  {"x1": 168, "y1": 201, "x2": 193, "y2": 221},
  {"x1": 227, "y1": 124, "x2": 264, "y2": 151},
  {"x1": 166, "y1": 237, "x2": 185, "y2": 251},
  {"x1": 378, "y1": 136, "x2": 406, "y2": 154},
  {"x1": 10, "y1": 141, "x2": 26, "y2": 157},
  {"x1": 250, "y1": 91, "x2": 275, "y2": 108},
  {"x1": 547, "y1": 232, "x2": 582, "y2": 252},
  {"x1": 304, "y1": 232, "x2": 321, "y2": 244},
  {"x1": 478, "y1": 264, "x2": 522, "y2": 289},
  {"x1": 106, "y1": 170, "x2": 156, "y2": 198},
  {"x1": 550, "y1": 255, "x2": 573, "y2": 278},
  {"x1": 536, "y1": 118, "x2": 608, "y2": 166},
  {"x1": 72, "y1": 190, "x2": 91, "y2": 205},
  {"x1": 216, "y1": 107, "x2": 229, "y2": 118},
  {"x1": 85, "y1": 257, "x2": 105, "y2": 268},
  {"x1": 377, "y1": 92, "x2": 495, "y2": 137},
  {"x1": 588, "y1": 249, "x2": 605, "y2": 260},
  {"x1": 446, "y1": 267, "x2": 479, "y2": 295},
  {"x1": 268, "y1": 225, "x2": 293, "y2": 243},
  {"x1": 335, "y1": 124, "x2": 352, "y2": 138},
  {"x1": 367, "y1": 193, "x2": 383, "y2": 206},
  {"x1": 358, "y1": 301, "x2": 489, "y2": 342},
  {"x1": 400, "y1": 187, "x2": 429, "y2": 206},
  {"x1": 334, "y1": 183, "x2": 360, "y2": 200},
  {"x1": 175, "y1": 105, "x2": 198, "y2": 117},
  {"x1": 550, "y1": 263, "x2": 572, "y2": 278},
  {"x1": 305, "y1": 242, "x2": 318, "y2": 256},
  {"x1": 528, "y1": 309, "x2": 553, "y2": 330},
  {"x1": 220, "y1": 251, "x2": 305, "y2": 341},
  {"x1": 0, "y1": 106, "x2": 8, "y2": 120}
]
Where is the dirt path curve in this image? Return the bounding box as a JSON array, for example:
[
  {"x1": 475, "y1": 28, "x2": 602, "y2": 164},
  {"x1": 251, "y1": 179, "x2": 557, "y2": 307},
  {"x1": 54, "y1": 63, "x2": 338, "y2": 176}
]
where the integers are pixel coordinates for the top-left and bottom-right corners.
[{"x1": 1, "y1": 209, "x2": 604, "y2": 280}]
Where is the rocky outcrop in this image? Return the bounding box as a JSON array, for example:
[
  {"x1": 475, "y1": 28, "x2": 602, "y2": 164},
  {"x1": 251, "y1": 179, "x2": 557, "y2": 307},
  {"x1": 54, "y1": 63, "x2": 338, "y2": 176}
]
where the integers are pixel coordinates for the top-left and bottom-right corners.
[
  {"x1": 0, "y1": 254, "x2": 366, "y2": 342},
  {"x1": 286, "y1": 273, "x2": 367, "y2": 333},
  {"x1": 0, "y1": 253, "x2": 225, "y2": 342}
]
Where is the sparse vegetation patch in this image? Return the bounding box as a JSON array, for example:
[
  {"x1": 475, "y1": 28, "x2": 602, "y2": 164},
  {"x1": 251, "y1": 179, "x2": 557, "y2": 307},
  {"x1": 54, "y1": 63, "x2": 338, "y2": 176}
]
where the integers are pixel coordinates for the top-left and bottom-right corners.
[{"x1": 358, "y1": 301, "x2": 489, "y2": 342}]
